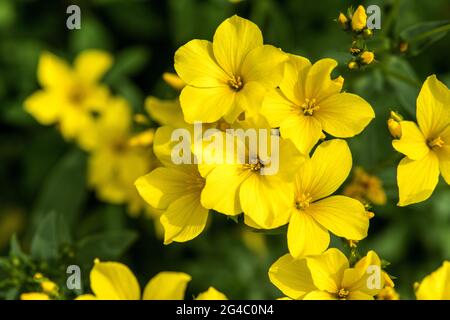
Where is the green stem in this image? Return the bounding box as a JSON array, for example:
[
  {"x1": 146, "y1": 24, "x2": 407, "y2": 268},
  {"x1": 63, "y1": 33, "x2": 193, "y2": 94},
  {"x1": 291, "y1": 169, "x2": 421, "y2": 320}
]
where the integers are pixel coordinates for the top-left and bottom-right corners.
[
  {"x1": 380, "y1": 66, "x2": 421, "y2": 87},
  {"x1": 407, "y1": 23, "x2": 450, "y2": 44}
]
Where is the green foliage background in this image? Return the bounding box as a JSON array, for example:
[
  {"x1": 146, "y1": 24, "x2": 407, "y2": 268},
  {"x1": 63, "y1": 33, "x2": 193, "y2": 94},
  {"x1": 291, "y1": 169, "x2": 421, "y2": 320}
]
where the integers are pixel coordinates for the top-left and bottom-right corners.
[{"x1": 0, "y1": 0, "x2": 449, "y2": 299}]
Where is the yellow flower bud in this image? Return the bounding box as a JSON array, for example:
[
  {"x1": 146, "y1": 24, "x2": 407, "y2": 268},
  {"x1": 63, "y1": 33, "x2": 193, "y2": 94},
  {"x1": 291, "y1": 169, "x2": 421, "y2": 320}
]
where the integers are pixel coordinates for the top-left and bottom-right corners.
[
  {"x1": 387, "y1": 111, "x2": 403, "y2": 138},
  {"x1": 348, "y1": 61, "x2": 359, "y2": 70},
  {"x1": 360, "y1": 51, "x2": 375, "y2": 65},
  {"x1": 399, "y1": 41, "x2": 409, "y2": 53},
  {"x1": 41, "y1": 280, "x2": 57, "y2": 294},
  {"x1": 20, "y1": 292, "x2": 50, "y2": 300},
  {"x1": 162, "y1": 72, "x2": 186, "y2": 90},
  {"x1": 337, "y1": 12, "x2": 348, "y2": 28},
  {"x1": 33, "y1": 273, "x2": 43, "y2": 280},
  {"x1": 351, "y1": 5, "x2": 367, "y2": 31},
  {"x1": 134, "y1": 113, "x2": 149, "y2": 125}
]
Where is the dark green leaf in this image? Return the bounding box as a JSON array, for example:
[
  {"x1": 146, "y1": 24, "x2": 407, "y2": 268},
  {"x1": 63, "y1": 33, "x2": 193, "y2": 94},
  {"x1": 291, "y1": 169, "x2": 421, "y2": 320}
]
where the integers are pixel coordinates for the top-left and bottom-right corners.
[{"x1": 400, "y1": 20, "x2": 450, "y2": 56}]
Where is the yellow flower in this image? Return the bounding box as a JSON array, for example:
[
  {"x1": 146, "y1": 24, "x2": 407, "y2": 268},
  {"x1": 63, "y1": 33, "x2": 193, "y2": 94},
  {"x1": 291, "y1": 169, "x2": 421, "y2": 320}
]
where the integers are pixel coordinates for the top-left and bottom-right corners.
[
  {"x1": 135, "y1": 126, "x2": 209, "y2": 244},
  {"x1": 199, "y1": 116, "x2": 304, "y2": 229},
  {"x1": 145, "y1": 96, "x2": 187, "y2": 128},
  {"x1": 392, "y1": 75, "x2": 450, "y2": 206},
  {"x1": 24, "y1": 50, "x2": 112, "y2": 149},
  {"x1": 41, "y1": 280, "x2": 58, "y2": 294},
  {"x1": 261, "y1": 55, "x2": 374, "y2": 154},
  {"x1": 337, "y1": 12, "x2": 348, "y2": 28},
  {"x1": 351, "y1": 5, "x2": 367, "y2": 31},
  {"x1": 376, "y1": 287, "x2": 400, "y2": 300},
  {"x1": 76, "y1": 260, "x2": 191, "y2": 300},
  {"x1": 343, "y1": 167, "x2": 387, "y2": 206},
  {"x1": 269, "y1": 248, "x2": 388, "y2": 300},
  {"x1": 162, "y1": 72, "x2": 186, "y2": 91},
  {"x1": 20, "y1": 292, "x2": 50, "y2": 300},
  {"x1": 87, "y1": 97, "x2": 153, "y2": 215},
  {"x1": 286, "y1": 139, "x2": 369, "y2": 258},
  {"x1": 196, "y1": 287, "x2": 228, "y2": 300},
  {"x1": 174, "y1": 15, "x2": 287, "y2": 123},
  {"x1": 360, "y1": 51, "x2": 375, "y2": 65},
  {"x1": 415, "y1": 261, "x2": 450, "y2": 300}
]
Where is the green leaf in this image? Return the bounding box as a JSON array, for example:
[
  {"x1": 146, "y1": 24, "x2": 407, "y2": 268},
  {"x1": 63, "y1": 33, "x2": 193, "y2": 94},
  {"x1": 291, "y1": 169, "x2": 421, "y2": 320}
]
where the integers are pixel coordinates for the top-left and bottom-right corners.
[
  {"x1": 400, "y1": 20, "x2": 450, "y2": 56},
  {"x1": 69, "y1": 16, "x2": 112, "y2": 52},
  {"x1": 30, "y1": 212, "x2": 72, "y2": 261},
  {"x1": 30, "y1": 148, "x2": 87, "y2": 230},
  {"x1": 104, "y1": 47, "x2": 150, "y2": 84},
  {"x1": 76, "y1": 230, "x2": 138, "y2": 266}
]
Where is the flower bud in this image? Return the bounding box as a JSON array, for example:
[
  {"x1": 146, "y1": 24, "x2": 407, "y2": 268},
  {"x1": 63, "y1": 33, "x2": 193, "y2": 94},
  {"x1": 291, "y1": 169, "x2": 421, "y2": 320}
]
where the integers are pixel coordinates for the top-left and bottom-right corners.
[
  {"x1": 351, "y1": 5, "x2": 367, "y2": 31},
  {"x1": 387, "y1": 111, "x2": 403, "y2": 139},
  {"x1": 348, "y1": 61, "x2": 359, "y2": 70},
  {"x1": 337, "y1": 12, "x2": 349, "y2": 29},
  {"x1": 162, "y1": 72, "x2": 186, "y2": 90},
  {"x1": 360, "y1": 51, "x2": 375, "y2": 65}
]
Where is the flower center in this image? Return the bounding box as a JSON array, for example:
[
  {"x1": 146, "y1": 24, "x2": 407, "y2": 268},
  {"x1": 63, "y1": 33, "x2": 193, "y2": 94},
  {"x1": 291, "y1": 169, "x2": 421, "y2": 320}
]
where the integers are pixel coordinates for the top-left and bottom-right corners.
[
  {"x1": 295, "y1": 193, "x2": 312, "y2": 210},
  {"x1": 69, "y1": 86, "x2": 86, "y2": 104},
  {"x1": 228, "y1": 75, "x2": 244, "y2": 91},
  {"x1": 428, "y1": 136, "x2": 444, "y2": 150},
  {"x1": 245, "y1": 157, "x2": 264, "y2": 172},
  {"x1": 301, "y1": 98, "x2": 319, "y2": 116},
  {"x1": 337, "y1": 288, "x2": 349, "y2": 299}
]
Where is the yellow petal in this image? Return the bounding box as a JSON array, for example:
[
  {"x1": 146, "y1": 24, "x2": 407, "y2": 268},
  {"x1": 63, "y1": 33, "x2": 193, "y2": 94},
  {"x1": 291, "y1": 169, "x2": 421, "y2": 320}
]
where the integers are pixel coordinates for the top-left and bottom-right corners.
[
  {"x1": 347, "y1": 291, "x2": 374, "y2": 300},
  {"x1": 280, "y1": 112, "x2": 323, "y2": 155},
  {"x1": 315, "y1": 92, "x2": 374, "y2": 138},
  {"x1": 302, "y1": 290, "x2": 336, "y2": 300},
  {"x1": 287, "y1": 210, "x2": 330, "y2": 258},
  {"x1": 212, "y1": 15, "x2": 263, "y2": 76},
  {"x1": 135, "y1": 167, "x2": 196, "y2": 209},
  {"x1": 196, "y1": 287, "x2": 228, "y2": 300},
  {"x1": 180, "y1": 85, "x2": 236, "y2": 123},
  {"x1": 239, "y1": 174, "x2": 293, "y2": 229},
  {"x1": 416, "y1": 75, "x2": 450, "y2": 139},
  {"x1": 240, "y1": 45, "x2": 287, "y2": 89},
  {"x1": 143, "y1": 272, "x2": 191, "y2": 300},
  {"x1": 392, "y1": 121, "x2": 429, "y2": 160},
  {"x1": 268, "y1": 254, "x2": 317, "y2": 299},
  {"x1": 279, "y1": 54, "x2": 311, "y2": 106},
  {"x1": 24, "y1": 91, "x2": 60, "y2": 125},
  {"x1": 397, "y1": 152, "x2": 440, "y2": 206},
  {"x1": 308, "y1": 195, "x2": 369, "y2": 240},
  {"x1": 261, "y1": 88, "x2": 298, "y2": 128},
  {"x1": 160, "y1": 193, "x2": 209, "y2": 244},
  {"x1": 234, "y1": 81, "x2": 265, "y2": 116},
  {"x1": 21, "y1": 292, "x2": 50, "y2": 300},
  {"x1": 145, "y1": 96, "x2": 186, "y2": 128},
  {"x1": 75, "y1": 294, "x2": 97, "y2": 300},
  {"x1": 305, "y1": 248, "x2": 349, "y2": 293},
  {"x1": 416, "y1": 261, "x2": 450, "y2": 300},
  {"x1": 38, "y1": 51, "x2": 73, "y2": 89},
  {"x1": 174, "y1": 39, "x2": 228, "y2": 87},
  {"x1": 200, "y1": 164, "x2": 250, "y2": 215},
  {"x1": 90, "y1": 261, "x2": 141, "y2": 300},
  {"x1": 74, "y1": 50, "x2": 113, "y2": 84},
  {"x1": 295, "y1": 139, "x2": 352, "y2": 201},
  {"x1": 305, "y1": 59, "x2": 342, "y2": 101},
  {"x1": 437, "y1": 144, "x2": 450, "y2": 185}
]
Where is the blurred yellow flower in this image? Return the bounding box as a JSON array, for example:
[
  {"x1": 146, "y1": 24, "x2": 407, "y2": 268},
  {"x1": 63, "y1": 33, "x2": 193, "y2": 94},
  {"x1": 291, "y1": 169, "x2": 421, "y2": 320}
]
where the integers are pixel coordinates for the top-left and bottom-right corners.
[
  {"x1": 261, "y1": 55, "x2": 374, "y2": 154},
  {"x1": 286, "y1": 139, "x2": 369, "y2": 258},
  {"x1": 343, "y1": 166, "x2": 387, "y2": 206},
  {"x1": 351, "y1": 5, "x2": 367, "y2": 31},
  {"x1": 269, "y1": 248, "x2": 389, "y2": 300},
  {"x1": 175, "y1": 15, "x2": 287, "y2": 123},
  {"x1": 76, "y1": 260, "x2": 191, "y2": 300},
  {"x1": 196, "y1": 287, "x2": 228, "y2": 300},
  {"x1": 376, "y1": 286, "x2": 400, "y2": 300},
  {"x1": 20, "y1": 292, "x2": 50, "y2": 300},
  {"x1": 87, "y1": 97, "x2": 153, "y2": 215},
  {"x1": 392, "y1": 75, "x2": 450, "y2": 206},
  {"x1": 24, "y1": 50, "x2": 112, "y2": 150},
  {"x1": 415, "y1": 261, "x2": 450, "y2": 300}
]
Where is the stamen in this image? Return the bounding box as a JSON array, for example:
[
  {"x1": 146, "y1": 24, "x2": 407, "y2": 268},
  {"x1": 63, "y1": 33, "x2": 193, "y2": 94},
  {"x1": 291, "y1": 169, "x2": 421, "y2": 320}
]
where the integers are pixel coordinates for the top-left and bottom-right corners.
[
  {"x1": 228, "y1": 75, "x2": 244, "y2": 91},
  {"x1": 337, "y1": 288, "x2": 349, "y2": 299},
  {"x1": 428, "y1": 136, "x2": 444, "y2": 150},
  {"x1": 295, "y1": 193, "x2": 312, "y2": 210},
  {"x1": 301, "y1": 98, "x2": 320, "y2": 116}
]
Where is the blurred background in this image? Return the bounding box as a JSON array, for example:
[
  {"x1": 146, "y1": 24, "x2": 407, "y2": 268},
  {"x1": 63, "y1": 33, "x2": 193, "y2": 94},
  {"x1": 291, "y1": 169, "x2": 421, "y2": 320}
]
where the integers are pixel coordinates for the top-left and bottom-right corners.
[{"x1": 0, "y1": 0, "x2": 449, "y2": 299}]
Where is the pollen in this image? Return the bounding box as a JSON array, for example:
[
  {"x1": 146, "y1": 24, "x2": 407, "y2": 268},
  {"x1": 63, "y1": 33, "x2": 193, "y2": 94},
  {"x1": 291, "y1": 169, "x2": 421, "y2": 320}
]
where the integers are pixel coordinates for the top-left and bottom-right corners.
[
  {"x1": 228, "y1": 75, "x2": 244, "y2": 91},
  {"x1": 295, "y1": 193, "x2": 312, "y2": 210},
  {"x1": 428, "y1": 136, "x2": 444, "y2": 150},
  {"x1": 246, "y1": 158, "x2": 264, "y2": 172},
  {"x1": 301, "y1": 98, "x2": 320, "y2": 116},
  {"x1": 337, "y1": 288, "x2": 349, "y2": 299}
]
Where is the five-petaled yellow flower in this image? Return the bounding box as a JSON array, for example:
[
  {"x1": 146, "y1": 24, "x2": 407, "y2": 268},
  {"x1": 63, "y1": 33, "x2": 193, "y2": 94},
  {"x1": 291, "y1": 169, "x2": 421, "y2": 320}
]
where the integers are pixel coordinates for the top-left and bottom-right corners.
[
  {"x1": 269, "y1": 248, "x2": 391, "y2": 300},
  {"x1": 77, "y1": 260, "x2": 226, "y2": 300},
  {"x1": 175, "y1": 15, "x2": 287, "y2": 123},
  {"x1": 392, "y1": 75, "x2": 450, "y2": 206},
  {"x1": 415, "y1": 261, "x2": 450, "y2": 300},
  {"x1": 285, "y1": 139, "x2": 369, "y2": 258},
  {"x1": 261, "y1": 55, "x2": 374, "y2": 154},
  {"x1": 24, "y1": 50, "x2": 112, "y2": 150}
]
